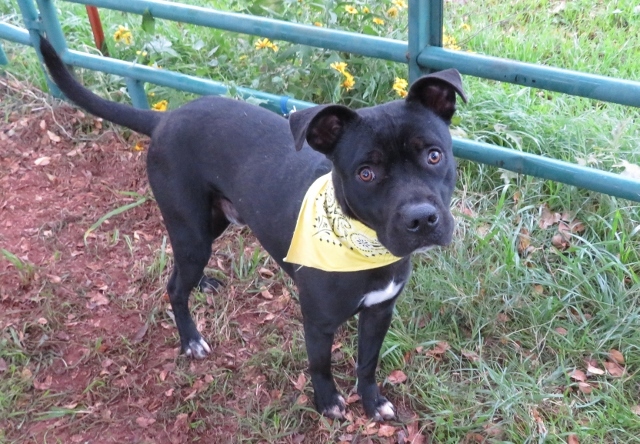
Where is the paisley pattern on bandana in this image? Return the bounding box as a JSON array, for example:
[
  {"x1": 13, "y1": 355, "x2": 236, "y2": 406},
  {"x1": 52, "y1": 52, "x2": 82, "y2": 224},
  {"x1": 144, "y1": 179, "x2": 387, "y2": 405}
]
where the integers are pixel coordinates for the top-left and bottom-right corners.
[{"x1": 284, "y1": 173, "x2": 402, "y2": 272}]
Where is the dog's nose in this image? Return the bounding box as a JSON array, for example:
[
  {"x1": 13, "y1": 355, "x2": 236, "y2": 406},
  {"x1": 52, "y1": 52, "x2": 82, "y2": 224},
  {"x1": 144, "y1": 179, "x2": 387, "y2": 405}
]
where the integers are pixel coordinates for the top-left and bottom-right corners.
[{"x1": 403, "y1": 203, "x2": 439, "y2": 232}]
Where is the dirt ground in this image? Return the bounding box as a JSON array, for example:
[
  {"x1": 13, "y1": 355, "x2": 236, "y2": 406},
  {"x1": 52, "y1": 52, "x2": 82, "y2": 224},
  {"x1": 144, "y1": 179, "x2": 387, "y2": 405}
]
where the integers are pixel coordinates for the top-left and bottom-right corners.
[{"x1": 0, "y1": 77, "x2": 429, "y2": 443}]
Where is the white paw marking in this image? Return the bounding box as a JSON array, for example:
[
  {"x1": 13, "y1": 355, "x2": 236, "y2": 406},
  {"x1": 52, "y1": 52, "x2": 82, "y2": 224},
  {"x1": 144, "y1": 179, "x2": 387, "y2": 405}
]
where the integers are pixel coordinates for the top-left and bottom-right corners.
[
  {"x1": 185, "y1": 338, "x2": 211, "y2": 359},
  {"x1": 377, "y1": 401, "x2": 396, "y2": 420},
  {"x1": 362, "y1": 280, "x2": 403, "y2": 307},
  {"x1": 322, "y1": 395, "x2": 346, "y2": 419}
]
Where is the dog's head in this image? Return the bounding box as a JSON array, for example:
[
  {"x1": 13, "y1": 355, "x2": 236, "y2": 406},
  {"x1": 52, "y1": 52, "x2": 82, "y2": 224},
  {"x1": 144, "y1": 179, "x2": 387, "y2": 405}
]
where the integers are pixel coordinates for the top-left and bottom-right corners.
[{"x1": 289, "y1": 69, "x2": 466, "y2": 257}]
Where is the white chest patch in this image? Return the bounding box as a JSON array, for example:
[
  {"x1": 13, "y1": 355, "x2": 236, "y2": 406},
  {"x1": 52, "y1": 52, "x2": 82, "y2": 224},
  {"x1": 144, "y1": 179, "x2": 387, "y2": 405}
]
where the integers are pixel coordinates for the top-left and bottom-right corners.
[{"x1": 362, "y1": 281, "x2": 403, "y2": 307}]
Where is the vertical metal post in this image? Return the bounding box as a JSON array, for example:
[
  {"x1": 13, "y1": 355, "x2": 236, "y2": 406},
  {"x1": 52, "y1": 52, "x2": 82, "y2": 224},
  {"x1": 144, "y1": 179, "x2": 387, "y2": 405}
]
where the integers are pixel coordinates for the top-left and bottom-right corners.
[
  {"x1": 16, "y1": 0, "x2": 61, "y2": 95},
  {"x1": 408, "y1": 0, "x2": 444, "y2": 82},
  {"x1": 36, "y1": 0, "x2": 70, "y2": 53},
  {"x1": 0, "y1": 43, "x2": 7, "y2": 65},
  {"x1": 125, "y1": 77, "x2": 150, "y2": 109}
]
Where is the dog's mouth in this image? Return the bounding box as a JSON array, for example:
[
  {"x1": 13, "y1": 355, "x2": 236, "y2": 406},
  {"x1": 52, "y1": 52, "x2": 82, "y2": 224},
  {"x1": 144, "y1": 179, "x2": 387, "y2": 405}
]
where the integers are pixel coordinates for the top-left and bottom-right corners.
[{"x1": 377, "y1": 208, "x2": 455, "y2": 258}]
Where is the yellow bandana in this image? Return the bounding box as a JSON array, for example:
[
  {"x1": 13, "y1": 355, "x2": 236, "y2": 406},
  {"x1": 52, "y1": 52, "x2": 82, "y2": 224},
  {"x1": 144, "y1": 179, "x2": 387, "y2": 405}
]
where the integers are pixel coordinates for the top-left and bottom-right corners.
[{"x1": 284, "y1": 173, "x2": 402, "y2": 272}]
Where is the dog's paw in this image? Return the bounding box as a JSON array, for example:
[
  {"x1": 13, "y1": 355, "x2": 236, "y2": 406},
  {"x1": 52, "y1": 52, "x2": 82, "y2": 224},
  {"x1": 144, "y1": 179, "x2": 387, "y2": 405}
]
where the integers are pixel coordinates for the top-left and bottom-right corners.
[
  {"x1": 197, "y1": 276, "x2": 224, "y2": 293},
  {"x1": 371, "y1": 398, "x2": 396, "y2": 422},
  {"x1": 184, "y1": 337, "x2": 211, "y2": 359},
  {"x1": 321, "y1": 394, "x2": 346, "y2": 420},
  {"x1": 360, "y1": 388, "x2": 396, "y2": 421}
]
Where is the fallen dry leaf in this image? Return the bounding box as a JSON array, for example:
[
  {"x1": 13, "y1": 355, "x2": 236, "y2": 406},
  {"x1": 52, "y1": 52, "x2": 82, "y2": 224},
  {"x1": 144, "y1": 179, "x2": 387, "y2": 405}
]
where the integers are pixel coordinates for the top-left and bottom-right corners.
[
  {"x1": 293, "y1": 372, "x2": 306, "y2": 391},
  {"x1": 259, "y1": 286, "x2": 273, "y2": 300},
  {"x1": 461, "y1": 349, "x2": 480, "y2": 362},
  {"x1": 88, "y1": 292, "x2": 110, "y2": 307},
  {"x1": 558, "y1": 219, "x2": 585, "y2": 235},
  {"x1": 586, "y1": 362, "x2": 605, "y2": 376},
  {"x1": 34, "y1": 156, "x2": 51, "y2": 166},
  {"x1": 387, "y1": 369, "x2": 408, "y2": 384},
  {"x1": 425, "y1": 341, "x2": 450, "y2": 358},
  {"x1": 555, "y1": 327, "x2": 568, "y2": 335},
  {"x1": 551, "y1": 232, "x2": 569, "y2": 250},
  {"x1": 577, "y1": 382, "x2": 592, "y2": 394},
  {"x1": 604, "y1": 361, "x2": 625, "y2": 378},
  {"x1": 568, "y1": 434, "x2": 580, "y2": 444},
  {"x1": 517, "y1": 227, "x2": 533, "y2": 256},
  {"x1": 0, "y1": 358, "x2": 7, "y2": 373},
  {"x1": 538, "y1": 204, "x2": 561, "y2": 229},
  {"x1": 346, "y1": 393, "x2": 360, "y2": 404},
  {"x1": 631, "y1": 405, "x2": 640, "y2": 416},
  {"x1": 377, "y1": 424, "x2": 396, "y2": 437},
  {"x1": 33, "y1": 375, "x2": 52, "y2": 391},
  {"x1": 47, "y1": 130, "x2": 61, "y2": 143},
  {"x1": 362, "y1": 422, "x2": 379, "y2": 435},
  {"x1": 608, "y1": 349, "x2": 624, "y2": 365},
  {"x1": 569, "y1": 369, "x2": 587, "y2": 382},
  {"x1": 132, "y1": 323, "x2": 148, "y2": 343},
  {"x1": 135, "y1": 417, "x2": 156, "y2": 428}
]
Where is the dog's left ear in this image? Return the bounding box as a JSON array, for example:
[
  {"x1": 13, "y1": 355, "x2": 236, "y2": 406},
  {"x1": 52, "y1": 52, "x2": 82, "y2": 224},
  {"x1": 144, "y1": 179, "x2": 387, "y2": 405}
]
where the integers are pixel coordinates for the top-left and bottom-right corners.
[
  {"x1": 289, "y1": 105, "x2": 359, "y2": 155},
  {"x1": 406, "y1": 69, "x2": 467, "y2": 121}
]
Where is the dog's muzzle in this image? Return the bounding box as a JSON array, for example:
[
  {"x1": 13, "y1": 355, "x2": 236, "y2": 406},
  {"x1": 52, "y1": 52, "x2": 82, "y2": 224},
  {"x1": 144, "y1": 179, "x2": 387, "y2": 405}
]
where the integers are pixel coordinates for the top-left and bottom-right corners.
[{"x1": 380, "y1": 201, "x2": 454, "y2": 257}]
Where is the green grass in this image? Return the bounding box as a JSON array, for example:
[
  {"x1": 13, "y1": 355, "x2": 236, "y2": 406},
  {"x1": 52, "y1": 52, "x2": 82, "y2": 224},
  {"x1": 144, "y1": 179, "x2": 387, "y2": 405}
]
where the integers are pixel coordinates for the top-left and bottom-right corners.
[{"x1": 2, "y1": 0, "x2": 640, "y2": 442}]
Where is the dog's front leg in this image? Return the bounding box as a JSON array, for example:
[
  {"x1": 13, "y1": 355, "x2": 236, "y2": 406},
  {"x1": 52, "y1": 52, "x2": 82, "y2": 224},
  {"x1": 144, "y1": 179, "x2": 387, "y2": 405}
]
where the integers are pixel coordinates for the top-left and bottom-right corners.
[
  {"x1": 303, "y1": 320, "x2": 346, "y2": 419},
  {"x1": 357, "y1": 299, "x2": 397, "y2": 421}
]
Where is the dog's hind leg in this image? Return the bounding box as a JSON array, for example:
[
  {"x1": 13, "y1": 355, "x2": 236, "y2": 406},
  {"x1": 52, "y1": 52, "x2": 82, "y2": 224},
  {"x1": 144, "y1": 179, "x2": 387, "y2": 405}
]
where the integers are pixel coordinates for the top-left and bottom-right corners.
[
  {"x1": 196, "y1": 212, "x2": 229, "y2": 292},
  {"x1": 154, "y1": 183, "x2": 230, "y2": 358}
]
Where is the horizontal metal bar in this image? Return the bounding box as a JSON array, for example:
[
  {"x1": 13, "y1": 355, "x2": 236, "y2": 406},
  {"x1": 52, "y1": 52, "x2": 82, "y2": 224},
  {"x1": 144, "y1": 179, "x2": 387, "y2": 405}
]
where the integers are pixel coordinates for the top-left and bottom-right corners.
[
  {"x1": 61, "y1": 49, "x2": 312, "y2": 114},
  {"x1": 64, "y1": 0, "x2": 408, "y2": 63},
  {"x1": 453, "y1": 138, "x2": 640, "y2": 202},
  {"x1": 419, "y1": 47, "x2": 640, "y2": 108},
  {"x1": 54, "y1": 47, "x2": 640, "y2": 201},
  {"x1": 0, "y1": 23, "x2": 32, "y2": 45}
]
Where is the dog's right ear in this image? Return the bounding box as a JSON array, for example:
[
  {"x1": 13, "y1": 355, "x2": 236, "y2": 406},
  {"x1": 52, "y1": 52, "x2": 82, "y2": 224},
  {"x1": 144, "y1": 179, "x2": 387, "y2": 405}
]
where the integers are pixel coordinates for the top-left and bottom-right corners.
[{"x1": 289, "y1": 105, "x2": 358, "y2": 155}]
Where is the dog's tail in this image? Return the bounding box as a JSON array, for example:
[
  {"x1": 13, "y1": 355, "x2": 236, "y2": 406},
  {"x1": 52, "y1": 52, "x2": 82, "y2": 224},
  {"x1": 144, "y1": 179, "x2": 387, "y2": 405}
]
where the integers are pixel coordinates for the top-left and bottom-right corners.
[{"x1": 39, "y1": 37, "x2": 160, "y2": 136}]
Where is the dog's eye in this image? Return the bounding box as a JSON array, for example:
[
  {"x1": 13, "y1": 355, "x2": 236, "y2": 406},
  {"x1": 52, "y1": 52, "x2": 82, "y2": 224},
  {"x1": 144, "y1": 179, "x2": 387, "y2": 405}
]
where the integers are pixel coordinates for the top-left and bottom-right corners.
[
  {"x1": 427, "y1": 150, "x2": 442, "y2": 165},
  {"x1": 358, "y1": 167, "x2": 376, "y2": 182}
]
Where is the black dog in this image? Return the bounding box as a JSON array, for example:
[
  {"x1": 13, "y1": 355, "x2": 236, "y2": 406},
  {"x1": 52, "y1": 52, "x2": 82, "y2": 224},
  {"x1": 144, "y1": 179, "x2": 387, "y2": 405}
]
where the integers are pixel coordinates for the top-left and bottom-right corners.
[{"x1": 39, "y1": 37, "x2": 466, "y2": 420}]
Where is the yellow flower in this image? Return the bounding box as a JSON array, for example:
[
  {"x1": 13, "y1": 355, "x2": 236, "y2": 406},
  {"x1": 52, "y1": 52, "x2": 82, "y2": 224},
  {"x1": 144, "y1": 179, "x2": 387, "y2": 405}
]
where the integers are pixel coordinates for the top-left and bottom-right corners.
[
  {"x1": 460, "y1": 23, "x2": 471, "y2": 32},
  {"x1": 314, "y1": 21, "x2": 323, "y2": 27},
  {"x1": 392, "y1": 0, "x2": 407, "y2": 9},
  {"x1": 135, "y1": 50, "x2": 148, "y2": 57},
  {"x1": 133, "y1": 141, "x2": 145, "y2": 151},
  {"x1": 373, "y1": 17, "x2": 385, "y2": 25},
  {"x1": 113, "y1": 25, "x2": 132, "y2": 45},
  {"x1": 345, "y1": 5, "x2": 358, "y2": 14},
  {"x1": 392, "y1": 77, "x2": 408, "y2": 98},
  {"x1": 330, "y1": 61, "x2": 349, "y2": 75},
  {"x1": 342, "y1": 73, "x2": 355, "y2": 91},
  {"x1": 443, "y1": 34, "x2": 461, "y2": 51},
  {"x1": 387, "y1": 6, "x2": 398, "y2": 17},
  {"x1": 152, "y1": 100, "x2": 168, "y2": 112},
  {"x1": 255, "y1": 38, "x2": 279, "y2": 52},
  {"x1": 362, "y1": 6, "x2": 370, "y2": 13}
]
